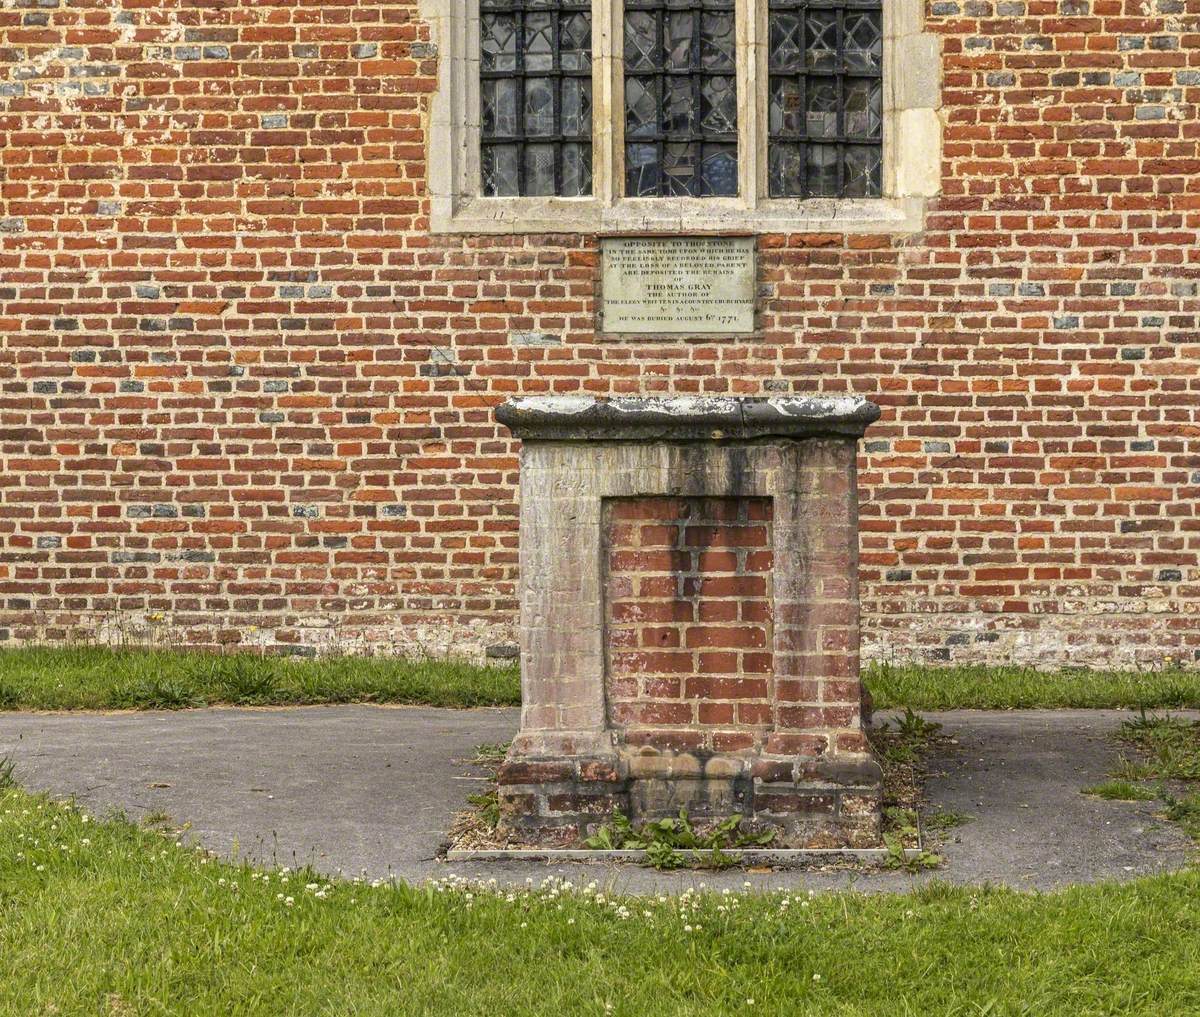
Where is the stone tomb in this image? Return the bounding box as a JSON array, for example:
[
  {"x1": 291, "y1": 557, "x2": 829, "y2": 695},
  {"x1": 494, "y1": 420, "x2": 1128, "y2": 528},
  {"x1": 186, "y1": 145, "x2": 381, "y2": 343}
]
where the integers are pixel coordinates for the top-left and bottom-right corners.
[{"x1": 495, "y1": 396, "x2": 883, "y2": 848}]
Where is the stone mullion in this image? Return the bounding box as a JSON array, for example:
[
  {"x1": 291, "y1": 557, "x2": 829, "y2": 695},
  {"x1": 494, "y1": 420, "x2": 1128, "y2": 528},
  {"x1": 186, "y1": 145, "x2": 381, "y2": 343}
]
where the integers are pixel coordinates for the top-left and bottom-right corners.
[
  {"x1": 737, "y1": 0, "x2": 764, "y2": 206},
  {"x1": 592, "y1": 0, "x2": 623, "y2": 205}
]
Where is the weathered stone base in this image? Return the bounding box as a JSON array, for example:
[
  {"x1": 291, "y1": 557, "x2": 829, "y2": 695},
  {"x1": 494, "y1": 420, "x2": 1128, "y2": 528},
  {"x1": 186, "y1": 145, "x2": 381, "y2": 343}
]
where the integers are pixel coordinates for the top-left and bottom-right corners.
[{"x1": 497, "y1": 748, "x2": 882, "y2": 849}]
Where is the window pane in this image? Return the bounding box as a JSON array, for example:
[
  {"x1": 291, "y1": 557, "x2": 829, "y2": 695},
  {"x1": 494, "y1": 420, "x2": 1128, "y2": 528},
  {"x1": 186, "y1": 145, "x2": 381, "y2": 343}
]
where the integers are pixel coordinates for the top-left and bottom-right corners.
[
  {"x1": 768, "y1": 0, "x2": 883, "y2": 198},
  {"x1": 624, "y1": 0, "x2": 738, "y2": 197},
  {"x1": 480, "y1": 0, "x2": 593, "y2": 197}
]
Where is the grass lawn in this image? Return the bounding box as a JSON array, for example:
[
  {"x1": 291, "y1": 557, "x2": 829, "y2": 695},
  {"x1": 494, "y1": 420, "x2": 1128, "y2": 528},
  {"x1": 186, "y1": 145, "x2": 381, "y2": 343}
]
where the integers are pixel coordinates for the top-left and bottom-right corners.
[
  {"x1": 0, "y1": 786, "x2": 1197, "y2": 1016},
  {"x1": 0, "y1": 646, "x2": 1198, "y2": 713},
  {"x1": 864, "y1": 661, "x2": 1200, "y2": 711},
  {"x1": 0, "y1": 646, "x2": 521, "y2": 711}
]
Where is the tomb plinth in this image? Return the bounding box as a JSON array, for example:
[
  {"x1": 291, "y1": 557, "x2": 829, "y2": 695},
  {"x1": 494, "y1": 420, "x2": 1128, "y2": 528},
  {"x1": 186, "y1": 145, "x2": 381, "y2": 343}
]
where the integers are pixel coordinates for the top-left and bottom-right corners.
[{"x1": 495, "y1": 395, "x2": 883, "y2": 848}]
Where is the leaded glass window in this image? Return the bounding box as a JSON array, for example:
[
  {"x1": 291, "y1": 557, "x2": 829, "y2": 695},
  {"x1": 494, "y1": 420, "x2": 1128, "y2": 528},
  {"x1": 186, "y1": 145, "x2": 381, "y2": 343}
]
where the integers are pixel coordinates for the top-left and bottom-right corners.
[
  {"x1": 474, "y1": 0, "x2": 893, "y2": 205},
  {"x1": 767, "y1": 0, "x2": 883, "y2": 197},
  {"x1": 480, "y1": 0, "x2": 593, "y2": 196},
  {"x1": 623, "y1": 0, "x2": 738, "y2": 197}
]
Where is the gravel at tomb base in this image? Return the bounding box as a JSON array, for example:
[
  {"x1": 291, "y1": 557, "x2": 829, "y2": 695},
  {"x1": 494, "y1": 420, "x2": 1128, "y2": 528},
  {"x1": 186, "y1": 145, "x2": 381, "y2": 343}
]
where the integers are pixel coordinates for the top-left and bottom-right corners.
[{"x1": 2, "y1": 787, "x2": 1200, "y2": 1016}]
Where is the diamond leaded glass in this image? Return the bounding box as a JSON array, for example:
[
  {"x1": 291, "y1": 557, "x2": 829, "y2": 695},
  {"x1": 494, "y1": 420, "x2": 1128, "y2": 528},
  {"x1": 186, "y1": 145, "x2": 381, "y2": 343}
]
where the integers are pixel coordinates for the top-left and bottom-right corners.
[
  {"x1": 624, "y1": 0, "x2": 738, "y2": 197},
  {"x1": 768, "y1": 0, "x2": 882, "y2": 198},
  {"x1": 481, "y1": 0, "x2": 593, "y2": 197}
]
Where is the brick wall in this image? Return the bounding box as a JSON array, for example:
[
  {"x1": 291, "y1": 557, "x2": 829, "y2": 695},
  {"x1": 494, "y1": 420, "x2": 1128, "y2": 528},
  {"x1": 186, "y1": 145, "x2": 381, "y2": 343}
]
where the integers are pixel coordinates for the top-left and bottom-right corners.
[
  {"x1": 0, "y1": 0, "x2": 1198, "y2": 667},
  {"x1": 604, "y1": 496, "x2": 774, "y2": 752}
]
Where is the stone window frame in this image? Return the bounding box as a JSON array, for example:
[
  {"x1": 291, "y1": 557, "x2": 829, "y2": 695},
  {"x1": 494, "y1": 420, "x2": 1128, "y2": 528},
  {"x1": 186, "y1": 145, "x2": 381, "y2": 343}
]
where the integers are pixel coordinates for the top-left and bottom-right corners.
[{"x1": 423, "y1": 0, "x2": 941, "y2": 234}]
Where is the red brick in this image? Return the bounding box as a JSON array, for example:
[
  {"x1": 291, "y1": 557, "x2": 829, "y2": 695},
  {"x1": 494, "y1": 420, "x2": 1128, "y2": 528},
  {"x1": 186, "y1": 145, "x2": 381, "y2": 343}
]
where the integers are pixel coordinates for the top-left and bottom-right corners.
[
  {"x1": 684, "y1": 676, "x2": 769, "y2": 699},
  {"x1": 684, "y1": 625, "x2": 767, "y2": 649},
  {"x1": 603, "y1": 495, "x2": 776, "y2": 751}
]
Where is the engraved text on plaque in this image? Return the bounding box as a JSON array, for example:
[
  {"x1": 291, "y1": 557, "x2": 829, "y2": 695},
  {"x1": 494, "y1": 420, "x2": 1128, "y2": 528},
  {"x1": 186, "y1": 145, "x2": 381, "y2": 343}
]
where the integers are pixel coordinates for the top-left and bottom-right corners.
[{"x1": 599, "y1": 236, "x2": 755, "y2": 334}]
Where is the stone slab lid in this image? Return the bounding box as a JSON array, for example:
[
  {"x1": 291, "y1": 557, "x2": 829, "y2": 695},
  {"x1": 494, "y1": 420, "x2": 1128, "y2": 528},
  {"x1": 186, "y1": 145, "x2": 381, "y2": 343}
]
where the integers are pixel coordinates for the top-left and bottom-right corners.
[{"x1": 496, "y1": 396, "x2": 881, "y2": 442}]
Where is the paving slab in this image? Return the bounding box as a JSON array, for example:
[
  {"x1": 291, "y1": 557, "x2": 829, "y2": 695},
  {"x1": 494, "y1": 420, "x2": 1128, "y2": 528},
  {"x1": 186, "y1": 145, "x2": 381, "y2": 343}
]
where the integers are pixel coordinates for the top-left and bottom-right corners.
[{"x1": 0, "y1": 705, "x2": 1194, "y2": 893}]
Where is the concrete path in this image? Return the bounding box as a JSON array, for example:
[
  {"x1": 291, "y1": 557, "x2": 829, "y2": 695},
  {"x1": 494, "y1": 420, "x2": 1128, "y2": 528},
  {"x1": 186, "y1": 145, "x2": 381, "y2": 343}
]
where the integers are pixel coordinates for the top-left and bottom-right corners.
[{"x1": 0, "y1": 705, "x2": 1194, "y2": 893}]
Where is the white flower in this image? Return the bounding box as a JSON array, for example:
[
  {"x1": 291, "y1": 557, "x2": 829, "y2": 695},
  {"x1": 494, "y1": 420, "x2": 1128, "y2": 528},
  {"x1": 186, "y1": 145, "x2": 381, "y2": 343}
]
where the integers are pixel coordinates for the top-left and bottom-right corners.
[
  {"x1": 285, "y1": 896, "x2": 295, "y2": 906},
  {"x1": 812, "y1": 974, "x2": 821, "y2": 982}
]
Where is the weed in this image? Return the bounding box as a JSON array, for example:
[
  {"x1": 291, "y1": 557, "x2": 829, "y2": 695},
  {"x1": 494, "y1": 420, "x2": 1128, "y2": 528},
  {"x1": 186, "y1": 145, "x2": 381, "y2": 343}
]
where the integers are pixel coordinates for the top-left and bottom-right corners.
[
  {"x1": 880, "y1": 740, "x2": 918, "y2": 765},
  {"x1": 896, "y1": 706, "x2": 943, "y2": 741},
  {"x1": 0, "y1": 755, "x2": 15, "y2": 790},
  {"x1": 870, "y1": 708, "x2": 956, "y2": 855},
  {"x1": 883, "y1": 805, "x2": 919, "y2": 832},
  {"x1": 1162, "y1": 792, "x2": 1200, "y2": 841},
  {"x1": 1100, "y1": 711, "x2": 1200, "y2": 844},
  {"x1": 1119, "y1": 714, "x2": 1200, "y2": 780},
  {"x1": 472, "y1": 742, "x2": 510, "y2": 764},
  {"x1": 1123, "y1": 707, "x2": 1161, "y2": 734},
  {"x1": 644, "y1": 840, "x2": 686, "y2": 870},
  {"x1": 210, "y1": 657, "x2": 281, "y2": 705},
  {"x1": 466, "y1": 790, "x2": 500, "y2": 830},
  {"x1": 1109, "y1": 757, "x2": 1160, "y2": 782},
  {"x1": 585, "y1": 809, "x2": 774, "y2": 870},
  {"x1": 882, "y1": 830, "x2": 941, "y2": 871},
  {"x1": 118, "y1": 677, "x2": 203, "y2": 710},
  {"x1": 923, "y1": 810, "x2": 971, "y2": 831},
  {"x1": 879, "y1": 807, "x2": 941, "y2": 871},
  {"x1": 1082, "y1": 781, "x2": 1159, "y2": 802}
]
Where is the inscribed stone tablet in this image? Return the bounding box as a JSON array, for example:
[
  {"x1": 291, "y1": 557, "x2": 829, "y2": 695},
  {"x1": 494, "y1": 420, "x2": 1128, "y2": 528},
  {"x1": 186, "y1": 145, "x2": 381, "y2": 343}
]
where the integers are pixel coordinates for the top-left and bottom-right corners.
[{"x1": 599, "y1": 236, "x2": 755, "y2": 334}]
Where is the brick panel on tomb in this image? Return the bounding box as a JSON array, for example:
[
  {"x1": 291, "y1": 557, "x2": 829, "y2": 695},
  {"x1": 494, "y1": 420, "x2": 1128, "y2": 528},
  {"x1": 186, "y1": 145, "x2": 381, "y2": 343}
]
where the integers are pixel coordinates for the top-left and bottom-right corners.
[{"x1": 603, "y1": 496, "x2": 774, "y2": 753}]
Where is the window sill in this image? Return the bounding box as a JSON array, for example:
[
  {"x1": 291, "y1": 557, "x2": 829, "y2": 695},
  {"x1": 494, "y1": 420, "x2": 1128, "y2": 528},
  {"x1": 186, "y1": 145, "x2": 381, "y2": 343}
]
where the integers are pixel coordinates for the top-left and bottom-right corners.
[{"x1": 430, "y1": 195, "x2": 928, "y2": 236}]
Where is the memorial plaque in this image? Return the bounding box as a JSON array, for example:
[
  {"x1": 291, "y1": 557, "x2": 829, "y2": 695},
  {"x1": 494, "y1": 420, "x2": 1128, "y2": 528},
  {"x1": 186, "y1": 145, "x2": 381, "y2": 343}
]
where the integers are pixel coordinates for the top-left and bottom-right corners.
[{"x1": 599, "y1": 236, "x2": 756, "y2": 334}]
